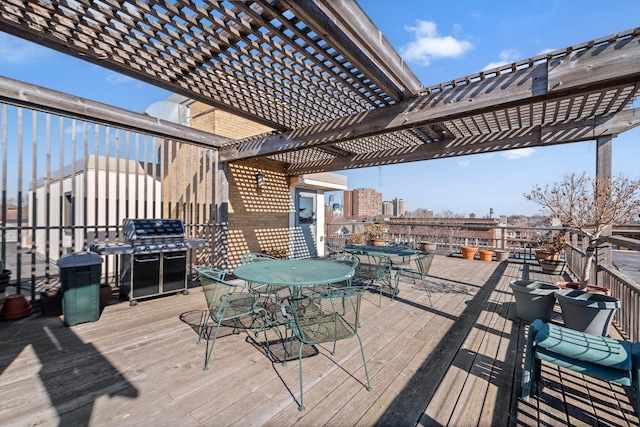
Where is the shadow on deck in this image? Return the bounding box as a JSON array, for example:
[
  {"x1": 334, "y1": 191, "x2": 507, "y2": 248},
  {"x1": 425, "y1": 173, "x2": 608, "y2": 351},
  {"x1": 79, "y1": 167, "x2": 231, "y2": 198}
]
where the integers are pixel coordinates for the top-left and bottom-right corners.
[{"x1": 0, "y1": 255, "x2": 637, "y2": 426}]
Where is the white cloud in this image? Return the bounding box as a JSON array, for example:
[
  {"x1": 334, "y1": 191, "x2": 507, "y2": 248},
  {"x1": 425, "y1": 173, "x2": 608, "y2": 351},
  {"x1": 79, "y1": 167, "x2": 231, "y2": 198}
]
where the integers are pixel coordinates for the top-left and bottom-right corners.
[
  {"x1": 500, "y1": 147, "x2": 535, "y2": 160},
  {"x1": 458, "y1": 160, "x2": 471, "y2": 168},
  {"x1": 483, "y1": 49, "x2": 522, "y2": 71},
  {"x1": 538, "y1": 48, "x2": 556, "y2": 56},
  {"x1": 400, "y1": 20, "x2": 473, "y2": 66},
  {"x1": 105, "y1": 71, "x2": 135, "y2": 85},
  {"x1": 0, "y1": 34, "x2": 51, "y2": 64}
]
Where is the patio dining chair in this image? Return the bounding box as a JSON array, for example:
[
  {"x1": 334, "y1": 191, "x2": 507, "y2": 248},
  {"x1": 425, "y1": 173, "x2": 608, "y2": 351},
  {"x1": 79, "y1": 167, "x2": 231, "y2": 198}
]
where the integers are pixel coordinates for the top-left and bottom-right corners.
[
  {"x1": 394, "y1": 252, "x2": 435, "y2": 306},
  {"x1": 285, "y1": 287, "x2": 372, "y2": 410},
  {"x1": 302, "y1": 253, "x2": 359, "y2": 297},
  {"x1": 240, "y1": 252, "x2": 290, "y2": 317},
  {"x1": 352, "y1": 252, "x2": 393, "y2": 306},
  {"x1": 325, "y1": 241, "x2": 344, "y2": 254},
  {"x1": 326, "y1": 252, "x2": 360, "y2": 269},
  {"x1": 195, "y1": 266, "x2": 267, "y2": 371}
]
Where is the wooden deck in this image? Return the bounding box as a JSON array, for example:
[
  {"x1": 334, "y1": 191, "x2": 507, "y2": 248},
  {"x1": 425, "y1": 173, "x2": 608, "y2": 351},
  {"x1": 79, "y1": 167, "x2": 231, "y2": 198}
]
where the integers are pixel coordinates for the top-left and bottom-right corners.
[{"x1": 1, "y1": 256, "x2": 638, "y2": 426}]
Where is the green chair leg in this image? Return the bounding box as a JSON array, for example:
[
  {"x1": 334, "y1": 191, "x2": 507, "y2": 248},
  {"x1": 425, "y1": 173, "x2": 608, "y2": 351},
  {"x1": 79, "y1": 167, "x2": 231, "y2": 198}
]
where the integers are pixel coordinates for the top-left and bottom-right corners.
[{"x1": 521, "y1": 319, "x2": 544, "y2": 402}]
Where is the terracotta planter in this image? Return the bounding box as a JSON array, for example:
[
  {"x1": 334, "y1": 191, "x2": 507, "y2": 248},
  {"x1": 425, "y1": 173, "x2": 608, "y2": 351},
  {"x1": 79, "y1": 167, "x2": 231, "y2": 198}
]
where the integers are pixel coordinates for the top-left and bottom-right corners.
[
  {"x1": 494, "y1": 250, "x2": 510, "y2": 262},
  {"x1": 370, "y1": 239, "x2": 385, "y2": 247},
  {"x1": 535, "y1": 250, "x2": 561, "y2": 262},
  {"x1": 539, "y1": 260, "x2": 565, "y2": 275},
  {"x1": 510, "y1": 280, "x2": 560, "y2": 322},
  {"x1": 478, "y1": 250, "x2": 493, "y2": 262},
  {"x1": 460, "y1": 246, "x2": 478, "y2": 260},
  {"x1": 555, "y1": 289, "x2": 620, "y2": 336}
]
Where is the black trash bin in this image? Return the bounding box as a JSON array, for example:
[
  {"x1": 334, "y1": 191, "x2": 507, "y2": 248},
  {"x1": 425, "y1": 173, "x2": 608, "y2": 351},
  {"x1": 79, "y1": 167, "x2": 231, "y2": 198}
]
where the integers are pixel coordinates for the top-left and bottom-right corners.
[{"x1": 57, "y1": 251, "x2": 103, "y2": 326}]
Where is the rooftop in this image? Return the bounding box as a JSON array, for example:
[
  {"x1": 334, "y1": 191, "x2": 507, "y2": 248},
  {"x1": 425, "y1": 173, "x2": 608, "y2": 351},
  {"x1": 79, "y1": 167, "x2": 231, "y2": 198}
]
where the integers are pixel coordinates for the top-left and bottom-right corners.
[{"x1": 2, "y1": 256, "x2": 637, "y2": 426}]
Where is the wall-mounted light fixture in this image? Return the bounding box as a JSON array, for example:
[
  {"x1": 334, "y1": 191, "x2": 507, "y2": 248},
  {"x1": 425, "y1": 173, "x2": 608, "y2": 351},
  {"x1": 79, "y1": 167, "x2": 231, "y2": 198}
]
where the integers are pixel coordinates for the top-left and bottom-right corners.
[{"x1": 256, "y1": 172, "x2": 266, "y2": 189}]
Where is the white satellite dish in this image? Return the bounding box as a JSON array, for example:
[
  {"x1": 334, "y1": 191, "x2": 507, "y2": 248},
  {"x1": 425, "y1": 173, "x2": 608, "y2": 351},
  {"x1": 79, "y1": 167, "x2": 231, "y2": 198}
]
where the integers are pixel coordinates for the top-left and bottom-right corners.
[{"x1": 144, "y1": 100, "x2": 189, "y2": 125}]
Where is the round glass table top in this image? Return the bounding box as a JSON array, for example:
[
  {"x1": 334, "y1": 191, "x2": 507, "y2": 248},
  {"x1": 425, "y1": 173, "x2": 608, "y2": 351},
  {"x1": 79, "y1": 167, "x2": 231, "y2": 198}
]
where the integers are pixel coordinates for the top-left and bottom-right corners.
[{"x1": 233, "y1": 259, "x2": 353, "y2": 287}]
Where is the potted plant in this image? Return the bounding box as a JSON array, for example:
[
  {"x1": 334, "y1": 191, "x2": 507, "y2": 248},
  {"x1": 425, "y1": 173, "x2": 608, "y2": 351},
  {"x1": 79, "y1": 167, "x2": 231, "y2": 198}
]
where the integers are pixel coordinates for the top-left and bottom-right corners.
[
  {"x1": 365, "y1": 222, "x2": 386, "y2": 246},
  {"x1": 525, "y1": 172, "x2": 640, "y2": 288},
  {"x1": 532, "y1": 232, "x2": 568, "y2": 262},
  {"x1": 350, "y1": 233, "x2": 366, "y2": 245}
]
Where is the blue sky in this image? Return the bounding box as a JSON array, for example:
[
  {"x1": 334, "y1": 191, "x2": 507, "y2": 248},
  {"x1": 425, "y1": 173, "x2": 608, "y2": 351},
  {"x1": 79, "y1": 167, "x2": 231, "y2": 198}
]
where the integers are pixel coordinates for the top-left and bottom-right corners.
[{"x1": 1, "y1": 1, "x2": 639, "y2": 216}]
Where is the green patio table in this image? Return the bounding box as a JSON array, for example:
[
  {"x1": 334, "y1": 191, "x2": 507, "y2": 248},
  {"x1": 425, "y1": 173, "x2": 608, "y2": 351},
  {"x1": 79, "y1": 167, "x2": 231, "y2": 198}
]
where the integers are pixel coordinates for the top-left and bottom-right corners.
[
  {"x1": 343, "y1": 245, "x2": 418, "y2": 297},
  {"x1": 233, "y1": 259, "x2": 354, "y2": 294},
  {"x1": 343, "y1": 245, "x2": 417, "y2": 258},
  {"x1": 233, "y1": 259, "x2": 355, "y2": 363}
]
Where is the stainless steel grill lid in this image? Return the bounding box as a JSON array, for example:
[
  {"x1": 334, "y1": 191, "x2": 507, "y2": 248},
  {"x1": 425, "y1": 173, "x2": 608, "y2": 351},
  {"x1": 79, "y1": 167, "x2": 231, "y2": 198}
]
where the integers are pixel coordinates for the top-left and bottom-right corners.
[{"x1": 123, "y1": 219, "x2": 185, "y2": 242}]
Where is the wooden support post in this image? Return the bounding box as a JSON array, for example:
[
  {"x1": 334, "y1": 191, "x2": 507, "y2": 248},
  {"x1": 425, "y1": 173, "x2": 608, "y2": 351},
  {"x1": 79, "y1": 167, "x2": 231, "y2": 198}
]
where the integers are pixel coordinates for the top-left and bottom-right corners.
[
  {"x1": 214, "y1": 153, "x2": 230, "y2": 271},
  {"x1": 596, "y1": 135, "x2": 613, "y2": 286}
]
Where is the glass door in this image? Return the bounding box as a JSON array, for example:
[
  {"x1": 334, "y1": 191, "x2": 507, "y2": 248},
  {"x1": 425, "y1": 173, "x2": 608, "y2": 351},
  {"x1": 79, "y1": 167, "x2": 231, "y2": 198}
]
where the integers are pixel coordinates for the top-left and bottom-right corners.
[{"x1": 295, "y1": 189, "x2": 317, "y2": 258}]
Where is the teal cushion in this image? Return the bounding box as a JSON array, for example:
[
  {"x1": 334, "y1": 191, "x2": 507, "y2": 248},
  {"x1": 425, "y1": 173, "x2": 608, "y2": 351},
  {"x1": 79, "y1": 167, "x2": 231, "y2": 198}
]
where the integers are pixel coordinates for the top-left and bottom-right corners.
[
  {"x1": 535, "y1": 322, "x2": 632, "y2": 371},
  {"x1": 535, "y1": 348, "x2": 633, "y2": 386}
]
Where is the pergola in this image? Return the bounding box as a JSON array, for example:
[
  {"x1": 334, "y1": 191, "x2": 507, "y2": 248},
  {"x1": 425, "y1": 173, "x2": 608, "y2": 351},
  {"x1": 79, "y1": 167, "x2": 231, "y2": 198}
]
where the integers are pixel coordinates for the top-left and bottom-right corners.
[{"x1": 1, "y1": 0, "x2": 639, "y2": 177}]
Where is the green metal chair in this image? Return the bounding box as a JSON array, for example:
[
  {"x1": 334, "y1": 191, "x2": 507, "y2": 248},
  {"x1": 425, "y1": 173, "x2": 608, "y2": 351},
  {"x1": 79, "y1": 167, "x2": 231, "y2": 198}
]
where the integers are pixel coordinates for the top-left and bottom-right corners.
[
  {"x1": 325, "y1": 241, "x2": 344, "y2": 254},
  {"x1": 326, "y1": 252, "x2": 360, "y2": 269},
  {"x1": 352, "y1": 252, "x2": 393, "y2": 306},
  {"x1": 195, "y1": 266, "x2": 267, "y2": 371},
  {"x1": 394, "y1": 252, "x2": 435, "y2": 306},
  {"x1": 240, "y1": 252, "x2": 279, "y2": 264},
  {"x1": 240, "y1": 252, "x2": 289, "y2": 317},
  {"x1": 303, "y1": 253, "x2": 359, "y2": 297},
  {"x1": 285, "y1": 287, "x2": 372, "y2": 410},
  {"x1": 193, "y1": 266, "x2": 226, "y2": 344}
]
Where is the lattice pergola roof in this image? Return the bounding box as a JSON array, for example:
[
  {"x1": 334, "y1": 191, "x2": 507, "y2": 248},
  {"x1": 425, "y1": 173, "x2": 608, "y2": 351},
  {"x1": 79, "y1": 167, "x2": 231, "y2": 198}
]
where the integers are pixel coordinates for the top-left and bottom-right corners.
[{"x1": 1, "y1": 0, "x2": 639, "y2": 174}]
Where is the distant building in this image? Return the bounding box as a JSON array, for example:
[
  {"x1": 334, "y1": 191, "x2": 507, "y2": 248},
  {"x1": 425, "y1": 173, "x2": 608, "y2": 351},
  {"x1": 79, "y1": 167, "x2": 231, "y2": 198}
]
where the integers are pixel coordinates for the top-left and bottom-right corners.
[
  {"x1": 392, "y1": 197, "x2": 406, "y2": 217},
  {"x1": 343, "y1": 188, "x2": 382, "y2": 219},
  {"x1": 382, "y1": 201, "x2": 394, "y2": 216}
]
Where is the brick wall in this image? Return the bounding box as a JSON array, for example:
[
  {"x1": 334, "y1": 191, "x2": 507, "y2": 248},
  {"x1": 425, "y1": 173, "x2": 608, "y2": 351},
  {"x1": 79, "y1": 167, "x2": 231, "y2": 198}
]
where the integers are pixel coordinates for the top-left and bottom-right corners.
[
  {"x1": 226, "y1": 159, "x2": 291, "y2": 267},
  {"x1": 163, "y1": 101, "x2": 289, "y2": 268}
]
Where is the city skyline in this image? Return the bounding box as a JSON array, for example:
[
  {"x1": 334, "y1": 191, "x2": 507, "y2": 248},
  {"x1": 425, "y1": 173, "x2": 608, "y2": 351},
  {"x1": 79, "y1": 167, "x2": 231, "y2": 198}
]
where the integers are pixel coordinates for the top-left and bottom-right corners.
[{"x1": 1, "y1": 1, "x2": 639, "y2": 217}]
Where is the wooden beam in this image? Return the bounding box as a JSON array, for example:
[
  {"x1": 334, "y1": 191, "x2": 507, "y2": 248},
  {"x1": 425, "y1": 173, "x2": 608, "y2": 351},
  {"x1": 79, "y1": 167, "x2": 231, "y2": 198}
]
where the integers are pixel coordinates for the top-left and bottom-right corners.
[
  {"x1": 0, "y1": 75, "x2": 229, "y2": 148},
  {"x1": 284, "y1": 110, "x2": 640, "y2": 174},
  {"x1": 220, "y1": 35, "x2": 640, "y2": 162},
  {"x1": 288, "y1": 0, "x2": 423, "y2": 99},
  {"x1": 602, "y1": 236, "x2": 640, "y2": 252}
]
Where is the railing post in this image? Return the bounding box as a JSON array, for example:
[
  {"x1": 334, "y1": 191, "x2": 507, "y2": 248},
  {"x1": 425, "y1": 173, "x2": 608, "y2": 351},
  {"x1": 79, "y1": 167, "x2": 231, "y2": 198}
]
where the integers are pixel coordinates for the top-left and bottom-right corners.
[{"x1": 449, "y1": 228, "x2": 454, "y2": 253}]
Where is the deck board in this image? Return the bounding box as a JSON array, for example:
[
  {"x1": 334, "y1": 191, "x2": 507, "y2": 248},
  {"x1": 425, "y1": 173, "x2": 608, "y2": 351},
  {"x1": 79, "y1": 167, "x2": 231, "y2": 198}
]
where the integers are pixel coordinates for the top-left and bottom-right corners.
[{"x1": 0, "y1": 255, "x2": 638, "y2": 426}]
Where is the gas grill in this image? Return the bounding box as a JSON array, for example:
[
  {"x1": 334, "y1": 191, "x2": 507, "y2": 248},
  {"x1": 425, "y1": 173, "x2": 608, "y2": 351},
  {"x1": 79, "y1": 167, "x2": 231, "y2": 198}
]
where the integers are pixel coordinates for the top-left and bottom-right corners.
[{"x1": 90, "y1": 218, "x2": 208, "y2": 305}]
